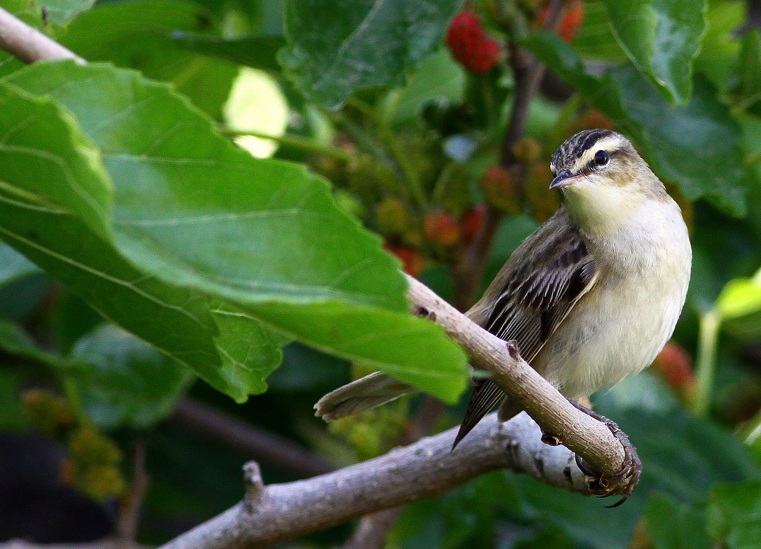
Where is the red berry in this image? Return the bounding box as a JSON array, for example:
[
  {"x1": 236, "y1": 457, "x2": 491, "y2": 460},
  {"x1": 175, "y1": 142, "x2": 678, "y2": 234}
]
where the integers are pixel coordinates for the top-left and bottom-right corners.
[
  {"x1": 446, "y1": 12, "x2": 501, "y2": 73},
  {"x1": 424, "y1": 211, "x2": 462, "y2": 247}
]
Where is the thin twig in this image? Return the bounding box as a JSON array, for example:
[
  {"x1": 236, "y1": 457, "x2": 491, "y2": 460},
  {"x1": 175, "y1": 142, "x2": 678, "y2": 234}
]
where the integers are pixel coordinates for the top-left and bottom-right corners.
[
  {"x1": 115, "y1": 441, "x2": 150, "y2": 542},
  {"x1": 171, "y1": 397, "x2": 334, "y2": 478},
  {"x1": 221, "y1": 127, "x2": 353, "y2": 162},
  {"x1": 453, "y1": 0, "x2": 569, "y2": 310}
]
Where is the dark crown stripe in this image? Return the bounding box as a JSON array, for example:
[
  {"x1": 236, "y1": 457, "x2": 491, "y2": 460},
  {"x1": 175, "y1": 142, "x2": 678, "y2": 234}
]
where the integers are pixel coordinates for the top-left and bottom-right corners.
[{"x1": 551, "y1": 129, "x2": 615, "y2": 171}]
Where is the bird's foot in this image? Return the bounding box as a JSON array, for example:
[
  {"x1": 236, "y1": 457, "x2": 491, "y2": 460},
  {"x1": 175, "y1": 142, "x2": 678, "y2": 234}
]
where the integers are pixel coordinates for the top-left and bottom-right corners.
[{"x1": 567, "y1": 399, "x2": 641, "y2": 507}]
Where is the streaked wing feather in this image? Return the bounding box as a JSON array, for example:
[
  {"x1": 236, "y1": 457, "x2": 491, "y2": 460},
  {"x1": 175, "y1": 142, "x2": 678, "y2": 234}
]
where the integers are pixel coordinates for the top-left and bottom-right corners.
[{"x1": 454, "y1": 208, "x2": 597, "y2": 446}]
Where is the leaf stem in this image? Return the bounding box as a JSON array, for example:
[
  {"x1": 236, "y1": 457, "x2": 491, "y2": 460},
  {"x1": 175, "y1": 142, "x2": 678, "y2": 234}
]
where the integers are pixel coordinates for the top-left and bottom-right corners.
[
  {"x1": 61, "y1": 375, "x2": 92, "y2": 427},
  {"x1": 222, "y1": 128, "x2": 352, "y2": 162},
  {"x1": 693, "y1": 310, "x2": 720, "y2": 417}
]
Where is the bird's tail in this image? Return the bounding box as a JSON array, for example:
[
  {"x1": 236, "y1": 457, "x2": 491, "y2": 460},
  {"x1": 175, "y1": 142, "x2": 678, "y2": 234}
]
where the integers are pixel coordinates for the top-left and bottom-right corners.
[{"x1": 314, "y1": 371, "x2": 416, "y2": 421}]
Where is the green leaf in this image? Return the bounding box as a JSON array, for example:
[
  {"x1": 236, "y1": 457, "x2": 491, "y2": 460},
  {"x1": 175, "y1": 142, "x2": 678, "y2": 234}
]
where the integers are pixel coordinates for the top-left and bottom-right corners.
[
  {"x1": 716, "y1": 271, "x2": 761, "y2": 320},
  {"x1": 707, "y1": 481, "x2": 761, "y2": 548},
  {"x1": 734, "y1": 30, "x2": 761, "y2": 116},
  {"x1": 524, "y1": 32, "x2": 747, "y2": 216},
  {"x1": 645, "y1": 495, "x2": 711, "y2": 549},
  {"x1": 3, "y1": 61, "x2": 468, "y2": 402},
  {"x1": 169, "y1": 33, "x2": 286, "y2": 72},
  {"x1": 382, "y1": 49, "x2": 465, "y2": 127},
  {"x1": 0, "y1": 243, "x2": 40, "y2": 286},
  {"x1": 602, "y1": 0, "x2": 707, "y2": 105},
  {"x1": 38, "y1": 0, "x2": 95, "y2": 24},
  {"x1": 694, "y1": 0, "x2": 744, "y2": 90},
  {"x1": 60, "y1": 0, "x2": 238, "y2": 119},
  {"x1": 69, "y1": 324, "x2": 194, "y2": 429},
  {"x1": 280, "y1": 0, "x2": 465, "y2": 108},
  {"x1": 0, "y1": 78, "x2": 272, "y2": 400},
  {"x1": 0, "y1": 318, "x2": 192, "y2": 429},
  {"x1": 611, "y1": 65, "x2": 746, "y2": 215},
  {"x1": 572, "y1": 0, "x2": 627, "y2": 62},
  {"x1": 714, "y1": 269, "x2": 761, "y2": 341},
  {"x1": 0, "y1": 319, "x2": 71, "y2": 369}
]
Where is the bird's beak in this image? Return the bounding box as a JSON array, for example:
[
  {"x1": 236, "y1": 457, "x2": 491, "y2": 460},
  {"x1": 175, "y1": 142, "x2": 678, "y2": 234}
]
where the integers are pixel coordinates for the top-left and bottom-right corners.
[{"x1": 549, "y1": 170, "x2": 576, "y2": 189}]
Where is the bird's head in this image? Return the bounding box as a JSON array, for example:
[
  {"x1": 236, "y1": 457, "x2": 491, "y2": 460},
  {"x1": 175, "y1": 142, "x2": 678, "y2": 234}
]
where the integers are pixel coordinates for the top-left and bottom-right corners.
[{"x1": 549, "y1": 129, "x2": 667, "y2": 236}]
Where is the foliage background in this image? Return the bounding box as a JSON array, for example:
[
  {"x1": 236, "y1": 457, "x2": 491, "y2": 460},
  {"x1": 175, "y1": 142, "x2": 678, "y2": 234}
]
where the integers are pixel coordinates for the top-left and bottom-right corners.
[{"x1": 1, "y1": 0, "x2": 761, "y2": 547}]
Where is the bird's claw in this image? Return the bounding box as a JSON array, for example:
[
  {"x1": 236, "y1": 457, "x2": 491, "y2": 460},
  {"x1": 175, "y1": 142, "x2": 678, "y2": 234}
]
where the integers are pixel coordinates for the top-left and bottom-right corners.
[
  {"x1": 563, "y1": 399, "x2": 641, "y2": 506},
  {"x1": 574, "y1": 415, "x2": 641, "y2": 507}
]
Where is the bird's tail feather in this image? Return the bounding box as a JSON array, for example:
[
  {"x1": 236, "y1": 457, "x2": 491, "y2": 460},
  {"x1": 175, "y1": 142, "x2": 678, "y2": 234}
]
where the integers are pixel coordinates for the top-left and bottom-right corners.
[
  {"x1": 314, "y1": 371, "x2": 416, "y2": 421},
  {"x1": 452, "y1": 378, "x2": 504, "y2": 448}
]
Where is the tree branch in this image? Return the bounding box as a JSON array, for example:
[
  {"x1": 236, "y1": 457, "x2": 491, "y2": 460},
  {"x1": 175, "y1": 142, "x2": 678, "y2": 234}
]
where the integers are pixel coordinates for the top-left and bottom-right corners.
[
  {"x1": 159, "y1": 412, "x2": 587, "y2": 549},
  {"x1": 406, "y1": 274, "x2": 625, "y2": 476},
  {"x1": 0, "y1": 8, "x2": 83, "y2": 64}
]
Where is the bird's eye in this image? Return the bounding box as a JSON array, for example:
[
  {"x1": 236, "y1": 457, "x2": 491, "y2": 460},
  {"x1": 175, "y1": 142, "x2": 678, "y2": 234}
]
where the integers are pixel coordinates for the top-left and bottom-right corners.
[{"x1": 593, "y1": 150, "x2": 609, "y2": 166}]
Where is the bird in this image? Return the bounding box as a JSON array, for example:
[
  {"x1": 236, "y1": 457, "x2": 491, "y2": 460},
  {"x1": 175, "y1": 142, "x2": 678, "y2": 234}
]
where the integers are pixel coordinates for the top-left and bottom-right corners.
[{"x1": 315, "y1": 129, "x2": 692, "y2": 450}]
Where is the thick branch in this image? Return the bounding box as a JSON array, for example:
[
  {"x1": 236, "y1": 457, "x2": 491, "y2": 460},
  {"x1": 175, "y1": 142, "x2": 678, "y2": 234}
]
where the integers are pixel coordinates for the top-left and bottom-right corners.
[
  {"x1": 406, "y1": 274, "x2": 625, "y2": 476},
  {"x1": 0, "y1": 8, "x2": 83, "y2": 64},
  {"x1": 159, "y1": 413, "x2": 586, "y2": 549}
]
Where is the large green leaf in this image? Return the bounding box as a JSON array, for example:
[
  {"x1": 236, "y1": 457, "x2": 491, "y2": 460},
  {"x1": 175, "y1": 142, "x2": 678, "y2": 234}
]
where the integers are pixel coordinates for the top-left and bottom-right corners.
[
  {"x1": 2, "y1": 61, "x2": 468, "y2": 402},
  {"x1": 280, "y1": 0, "x2": 464, "y2": 108},
  {"x1": 524, "y1": 32, "x2": 746, "y2": 216},
  {"x1": 572, "y1": 0, "x2": 626, "y2": 62},
  {"x1": 0, "y1": 82, "x2": 267, "y2": 399},
  {"x1": 611, "y1": 65, "x2": 745, "y2": 215},
  {"x1": 60, "y1": 0, "x2": 238, "y2": 119},
  {"x1": 602, "y1": 0, "x2": 707, "y2": 105}
]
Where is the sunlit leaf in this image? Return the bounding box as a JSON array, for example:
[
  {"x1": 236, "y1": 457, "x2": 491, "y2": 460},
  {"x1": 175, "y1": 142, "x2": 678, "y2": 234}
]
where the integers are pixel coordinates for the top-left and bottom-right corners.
[{"x1": 2, "y1": 61, "x2": 468, "y2": 402}]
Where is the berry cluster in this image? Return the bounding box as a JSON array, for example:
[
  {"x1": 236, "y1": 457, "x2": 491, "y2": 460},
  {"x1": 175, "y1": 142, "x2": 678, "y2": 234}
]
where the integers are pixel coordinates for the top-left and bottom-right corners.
[{"x1": 446, "y1": 12, "x2": 501, "y2": 73}]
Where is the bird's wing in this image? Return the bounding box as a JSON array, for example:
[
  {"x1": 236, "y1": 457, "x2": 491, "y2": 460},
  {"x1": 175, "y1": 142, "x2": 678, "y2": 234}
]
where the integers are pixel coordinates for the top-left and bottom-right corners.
[{"x1": 454, "y1": 207, "x2": 598, "y2": 446}]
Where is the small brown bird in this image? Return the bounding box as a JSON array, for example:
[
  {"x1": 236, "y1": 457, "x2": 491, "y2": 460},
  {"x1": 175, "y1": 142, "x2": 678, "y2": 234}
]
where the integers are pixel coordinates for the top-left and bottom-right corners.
[{"x1": 316, "y1": 129, "x2": 692, "y2": 448}]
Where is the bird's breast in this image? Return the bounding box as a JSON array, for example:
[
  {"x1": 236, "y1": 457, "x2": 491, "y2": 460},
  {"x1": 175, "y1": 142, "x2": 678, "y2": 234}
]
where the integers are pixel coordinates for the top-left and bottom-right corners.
[{"x1": 535, "y1": 198, "x2": 691, "y2": 398}]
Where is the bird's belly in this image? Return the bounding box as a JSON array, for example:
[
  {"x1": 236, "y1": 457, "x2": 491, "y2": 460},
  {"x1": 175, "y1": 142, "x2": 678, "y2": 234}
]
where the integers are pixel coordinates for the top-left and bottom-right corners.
[{"x1": 532, "y1": 270, "x2": 685, "y2": 399}]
